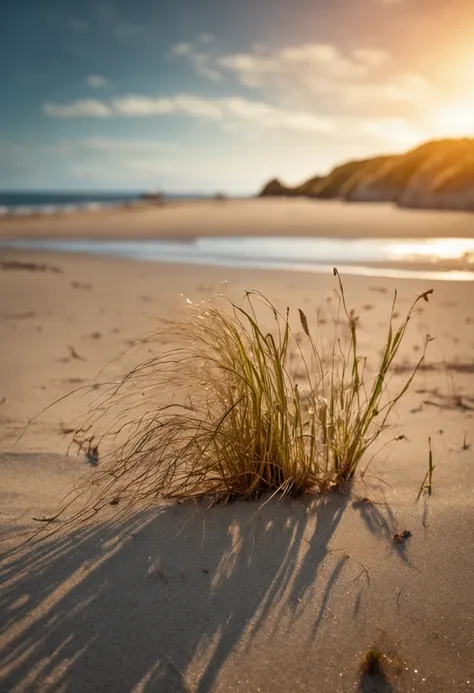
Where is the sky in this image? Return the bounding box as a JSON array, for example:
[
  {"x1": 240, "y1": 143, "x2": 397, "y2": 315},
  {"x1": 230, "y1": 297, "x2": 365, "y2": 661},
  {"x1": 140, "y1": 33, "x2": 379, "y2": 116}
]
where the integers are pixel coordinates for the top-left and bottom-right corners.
[{"x1": 1, "y1": 0, "x2": 474, "y2": 194}]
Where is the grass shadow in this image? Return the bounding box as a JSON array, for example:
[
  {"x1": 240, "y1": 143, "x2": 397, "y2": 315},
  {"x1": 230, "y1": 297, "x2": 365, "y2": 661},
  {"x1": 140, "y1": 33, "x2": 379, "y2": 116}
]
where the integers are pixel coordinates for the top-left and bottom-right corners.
[
  {"x1": 0, "y1": 492, "x2": 352, "y2": 693},
  {"x1": 352, "y1": 497, "x2": 414, "y2": 566},
  {"x1": 357, "y1": 669, "x2": 395, "y2": 693}
]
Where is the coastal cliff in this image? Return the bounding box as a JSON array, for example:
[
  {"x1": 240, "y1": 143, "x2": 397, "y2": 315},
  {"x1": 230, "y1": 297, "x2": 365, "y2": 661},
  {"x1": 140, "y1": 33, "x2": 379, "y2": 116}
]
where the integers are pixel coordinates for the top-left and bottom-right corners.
[
  {"x1": 259, "y1": 138, "x2": 474, "y2": 211},
  {"x1": 259, "y1": 175, "x2": 325, "y2": 197}
]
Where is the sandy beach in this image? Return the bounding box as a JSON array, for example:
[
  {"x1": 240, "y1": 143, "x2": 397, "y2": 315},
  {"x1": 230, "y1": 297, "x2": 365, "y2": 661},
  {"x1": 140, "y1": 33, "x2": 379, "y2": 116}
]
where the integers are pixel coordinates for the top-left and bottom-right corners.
[
  {"x1": 2, "y1": 197, "x2": 474, "y2": 241},
  {"x1": 1, "y1": 201, "x2": 473, "y2": 692}
]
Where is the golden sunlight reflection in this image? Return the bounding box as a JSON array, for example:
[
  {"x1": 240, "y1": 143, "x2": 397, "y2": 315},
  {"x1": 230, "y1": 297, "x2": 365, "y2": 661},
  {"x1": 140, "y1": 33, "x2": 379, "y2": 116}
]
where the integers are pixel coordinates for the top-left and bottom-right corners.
[{"x1": 388, "y1": 238, "x2": 474, "y2": 263}]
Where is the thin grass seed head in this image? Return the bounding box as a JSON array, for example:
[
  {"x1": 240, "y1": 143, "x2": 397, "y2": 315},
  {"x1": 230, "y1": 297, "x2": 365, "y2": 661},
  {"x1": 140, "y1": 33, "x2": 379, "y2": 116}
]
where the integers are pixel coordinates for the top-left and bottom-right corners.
[{"x1": 298, "y1": 308, "x2": 310, "y2": 337}]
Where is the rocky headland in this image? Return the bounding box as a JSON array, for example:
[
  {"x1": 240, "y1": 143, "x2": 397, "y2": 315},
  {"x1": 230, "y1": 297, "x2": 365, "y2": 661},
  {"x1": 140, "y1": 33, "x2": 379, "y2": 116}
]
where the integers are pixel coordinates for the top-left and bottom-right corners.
[{"x1": 259, "y1": 138, "x2": 474, "y2": 211}]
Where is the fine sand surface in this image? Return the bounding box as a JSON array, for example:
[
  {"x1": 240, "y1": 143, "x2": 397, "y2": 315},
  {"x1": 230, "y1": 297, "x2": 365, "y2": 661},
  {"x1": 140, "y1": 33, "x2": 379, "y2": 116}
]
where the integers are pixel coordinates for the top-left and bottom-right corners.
[
  {"x1": 1, "y1": 246, "x2": 473, "y2": 692},
  {"x1": 1, "y1": 197, "x2": 474, "y2": 240}
]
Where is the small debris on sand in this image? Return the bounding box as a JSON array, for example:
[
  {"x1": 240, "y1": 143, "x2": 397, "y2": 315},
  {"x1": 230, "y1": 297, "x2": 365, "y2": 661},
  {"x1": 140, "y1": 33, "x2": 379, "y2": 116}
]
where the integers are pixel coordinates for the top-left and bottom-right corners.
[
  {"x1": 3, "y1": 311, "x2": 36, "y2": 320},
  {"x1": 32, "y1": 514, "x2": 60, "y2": 523},
  {"x1": 68, "y1": 346, "x2": 86, "y2": 361},
  {"x1": 71, "y1": 281, "x2": 92, "y2": 290},
  {"x1": 87, "y1": 444, "x2": 99, "y2": 466},
  {"x1": 394, "y1": 530, "x2": 412, "y2": 544},
  {"x1": 60, "y1": 422, "x2": 76, "y2": 435},
  {"x1": 0, "y1": 261, "x2": 61, "y2": 273}
]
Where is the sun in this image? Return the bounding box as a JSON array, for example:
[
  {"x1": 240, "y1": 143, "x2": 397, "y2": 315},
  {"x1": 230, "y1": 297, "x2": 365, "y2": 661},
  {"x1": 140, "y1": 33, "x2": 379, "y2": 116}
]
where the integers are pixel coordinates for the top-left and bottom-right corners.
[{"x1": 433, "y1": 101, "x2": 474, "y2": 138}]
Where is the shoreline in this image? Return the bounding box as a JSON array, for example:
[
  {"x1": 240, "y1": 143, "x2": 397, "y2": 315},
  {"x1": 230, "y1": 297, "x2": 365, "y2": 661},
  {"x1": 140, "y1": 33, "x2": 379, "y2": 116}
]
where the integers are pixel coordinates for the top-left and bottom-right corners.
[{"x1": 2, "y1": 244, "x2": 474, "y2": 282}]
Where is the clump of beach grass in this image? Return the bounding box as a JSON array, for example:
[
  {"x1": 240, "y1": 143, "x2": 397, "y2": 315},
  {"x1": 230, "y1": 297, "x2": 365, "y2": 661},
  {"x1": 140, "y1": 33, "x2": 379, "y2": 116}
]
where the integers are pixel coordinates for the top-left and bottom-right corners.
[{"x1": 59, "y1": 270, "x2": 432, "y2": 519}]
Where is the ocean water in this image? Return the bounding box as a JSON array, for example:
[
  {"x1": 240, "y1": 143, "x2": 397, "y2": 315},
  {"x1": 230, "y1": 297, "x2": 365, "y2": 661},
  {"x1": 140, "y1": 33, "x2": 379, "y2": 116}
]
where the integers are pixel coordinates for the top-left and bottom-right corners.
[
  {"x1": 0, "y1": 191, "x2": 201, "y2": 215},
  {"x1": 2, "y1": 236, "x2": 474, "y2": 281}
]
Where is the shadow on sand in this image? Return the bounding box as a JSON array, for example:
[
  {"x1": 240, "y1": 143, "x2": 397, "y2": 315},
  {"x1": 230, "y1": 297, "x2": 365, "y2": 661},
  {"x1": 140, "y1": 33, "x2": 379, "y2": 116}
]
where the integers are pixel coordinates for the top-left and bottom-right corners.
[
  {"x1": 0, "y1": 492, "x2": 401, "y2": 692},
  {"x1": 357, "y1": 670, "x2": 395, "y2": 693}
]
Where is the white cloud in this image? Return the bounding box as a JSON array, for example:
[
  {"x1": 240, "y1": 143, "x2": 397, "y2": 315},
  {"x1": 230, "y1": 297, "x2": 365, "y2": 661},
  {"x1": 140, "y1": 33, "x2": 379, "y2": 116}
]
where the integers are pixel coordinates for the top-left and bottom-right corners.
[
  {"x1": 171, "y1": 95, "x2": 225, "y2": 119},
  {"x1": 175, "y1": 41, "x2": 388, "y2": 88},
  {"x1": 171, "y1": 38, "x2": 432, "y2": 112},
  {"x1": 208, "y1": 43, "x2": 374, "y2": 92},
  {"x1": 42, "y1": 99, "x2": 112, "y2": 118},
  {"x1": 43, "y1": 94, "x2": 335, "y2": 133},
  {"x1": 192, "y1": 59, "x2": 222, "y2": 82},
  {"x1": 171, "y1": 41, "x2": 388, "y2": 106},
  {"x1": 172, "y1": 42, "x2": 194, "y2": 57},
  {"x1": 111, "y1": 95, "x2": 224, "y2": 119},
  {"x1": 217, "y1": 53, "x2": 282, "y2": 86},
  {"x1": 356, "y1": 118, "x2": 424, "y2": 146},
  {"x1": 218, "y1": 45, "x2": 427, "y2": 106},
  {"x1": 352, "y1": 48, "x2": 390, "y2": 67},
  {"x1": 77, "y1": 138, "x2": 181, "y2": 154},
  {"x1": 278, "y1": 44, "x2": 369, "y2": 77},
  {"x1": 110, "y1": 96, "x2": 174, "y2": 116},
  {"x1": 341, "y1": 74, "x2": 431, "y2": 105},
  {"x1": 85, "y1": 74, "x2": 109, "y2": 88},
  {"x1": 170, "y1": 36, "x2": 222, "y2": 82},
  {"x1": 223, "y1": 98, "x2": 335, "y2": 132},
  {"x1": 42, "y1": 92, "x2": 424, "y2": 145}
]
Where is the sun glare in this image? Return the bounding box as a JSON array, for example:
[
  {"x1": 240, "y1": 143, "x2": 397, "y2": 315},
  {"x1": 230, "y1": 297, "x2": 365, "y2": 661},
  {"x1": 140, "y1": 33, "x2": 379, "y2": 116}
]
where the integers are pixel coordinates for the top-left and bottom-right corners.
[
  {"x1": 388, "y1": 238, "x2": 474, "y2": 263},
  {"x1": 433, "y1": 101, "x2": 474, "y2": 138}
]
